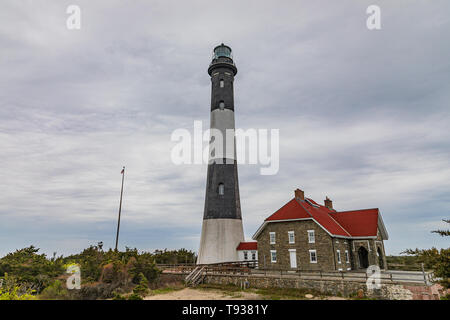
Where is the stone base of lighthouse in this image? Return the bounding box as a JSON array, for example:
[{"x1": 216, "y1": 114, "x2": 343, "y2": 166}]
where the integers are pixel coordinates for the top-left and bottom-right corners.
[{"x1": 197, "y1": 218, "x2": 244, "y2": 264}]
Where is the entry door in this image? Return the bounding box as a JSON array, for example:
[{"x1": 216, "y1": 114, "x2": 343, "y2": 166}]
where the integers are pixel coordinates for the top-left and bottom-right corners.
[{"x1": 289, "y1": 250, "x2": 297, "y2": 268}]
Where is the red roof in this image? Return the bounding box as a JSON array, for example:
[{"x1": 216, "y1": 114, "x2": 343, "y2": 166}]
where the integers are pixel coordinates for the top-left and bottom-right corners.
[
  {"x1": 260, "y1": 197, "x2": 385, "y2": 239},
  {"x1": 333, "y1": 209, "x2": 379, "y2": 237},
  {"x1": 236, "y1": 242, "x2": 257, "y2": 250}
]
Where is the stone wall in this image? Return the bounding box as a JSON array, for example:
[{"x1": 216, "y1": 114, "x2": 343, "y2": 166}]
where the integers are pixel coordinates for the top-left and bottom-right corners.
[
  {"x1": 203, "y1": 273, "x2": 443, "y2": 300},
  {"x1": 255, "y1": 220, "x2": 389, "y2": 272},
  {"x1": 332, "y1": 238, "x2": 353, "y2": 271},
  {"x1": 256, "y1": 220, "x2": 336, "y2": 271}
]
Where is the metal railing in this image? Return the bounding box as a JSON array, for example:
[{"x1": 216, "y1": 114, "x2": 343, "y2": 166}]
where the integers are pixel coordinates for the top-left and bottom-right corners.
[{"x1": 160, "y1": 262, "x2": 433, "y2": 285}]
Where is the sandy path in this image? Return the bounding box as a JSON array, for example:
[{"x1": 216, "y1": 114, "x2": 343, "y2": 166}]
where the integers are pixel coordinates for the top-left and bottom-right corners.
[
  {"x1": 144, "y1": 288, "x2": 347, "y2": 300},
  {"x1": 144, "y1": 288, "x2": 262, "y2": 300}
]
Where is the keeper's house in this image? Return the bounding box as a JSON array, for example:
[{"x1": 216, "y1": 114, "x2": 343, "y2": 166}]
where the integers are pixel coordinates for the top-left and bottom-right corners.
[{"x1": 251, "y1": 189, "x2": 389, "y2": 271}]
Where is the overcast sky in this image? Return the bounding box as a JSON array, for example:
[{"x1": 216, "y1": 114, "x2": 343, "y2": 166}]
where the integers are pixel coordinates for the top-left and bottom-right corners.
[{"x1": 1, "y1": 0, "x2": 449, "y2": 257}]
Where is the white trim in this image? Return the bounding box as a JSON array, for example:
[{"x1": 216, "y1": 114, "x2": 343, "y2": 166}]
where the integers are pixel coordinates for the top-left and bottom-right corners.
[
  {"x1": 288, "y1": 249, "x2": 297, "y2": 268},
  {"x1": 270, "y1": 250, "x2": 277, "y2": 263},
  {"x1": 309, "y1": 249, "x2": 317, "y2": 263},
  {"x1": 288, "y1": 231, "x2": 295, "y2": 244},
  {"x1": 337, "y1": 250, "x2": 341, "y2": 264},
  {"x1": 307, "y1": 230, "x2": 315, "y2": 243},
  {"x1": 338, "y1": 268, "x2": 343, "y2": 271},
  {"x1": 252, "y1": 218, "x2": 312, "y2": 239},
  {"x1": 252, "y1": 217, "x2": 377, "y2": 240},
  {"x1": 377, "y1": 211, "x2": 389, "y2": 240},
  {"x1": 326, "y1": 212, "x2": 352, "y2": 237},
  {"x1": 347, "y1": 267, "x2": 351, "y2": 271},
  {"x1": 269, "y1": 232, "x2": 276, "y2": 244},
  {"x1": 345, "y1": 250, "x2": 349, "y2": 263}
]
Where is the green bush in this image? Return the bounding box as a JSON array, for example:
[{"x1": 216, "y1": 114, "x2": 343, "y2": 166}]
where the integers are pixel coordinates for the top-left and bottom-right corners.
[
  {"x1": 132, "y1": 273, "x2": 149, "y2": 297},
  {"x1": 112, "y1": 293, "x2": 127, "y2": 300},
  {"x1": 0, "y1": 273, "x2": 35, "y2": 300},
  {"x1": 127, "y1": 293, "x2": 143, "y2": 300},
  {"x1": 0, "y1": 245, "x2": 196, "y2": 299},
  {"x1": 39, "y1": 280, "x2": 69, "y2": 300},
  {"x1": 0, "y1": 246, "x2": 64, "y2": 293}
]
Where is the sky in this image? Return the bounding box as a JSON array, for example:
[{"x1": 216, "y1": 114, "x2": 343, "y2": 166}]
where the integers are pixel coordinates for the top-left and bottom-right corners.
[{"x1": 0, "y1": 0, "x2": 449, "y2": 257}]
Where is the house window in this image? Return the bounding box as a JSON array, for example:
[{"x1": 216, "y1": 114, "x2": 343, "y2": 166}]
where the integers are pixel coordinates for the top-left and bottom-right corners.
[
  {"x1": 270, "y1": 250, "x2": 277, "y2": 263},
  {"x1": 243, "y1": 251, "x2": 248, "y2": 260},
  {"x1": 345, "y1": 250, "x2": 350, "y2": 263},
  {"x1": 218, "y1": 183, "x2": 224, "y2": 195},
  {"x1": 307, "y1": 230, "x2": 315, "y2": 243},
  {"x1": 219, "y1": 101, "x2": 225, "y2": 110},
  {"x1": 337, "y1": 250, "x2": 341, "y2": 264},
  {"x1": 219, "y1": 80, "x2": 224, "y2": 88},
  {"x1": 251, "y1": 251, "x2": 256, "y2": 260},
  {"x1": 288, "y1": 231, "x2": 295, "y2": 244},
  {"x1": 269, "y1": 232, "x2": 276, "y2": 244},
  {"x1": 309, "y1": 250, "x2": 317, "y2": 263}
]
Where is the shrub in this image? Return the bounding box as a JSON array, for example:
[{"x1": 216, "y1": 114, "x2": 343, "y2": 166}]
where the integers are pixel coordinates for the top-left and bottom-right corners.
[
  {"x1": 112, "y1": 293, "x2": 127, "y2": 300},
  {"x1": 132, "y1": 273, "x2": 149, "y2": 297},
  {"x1": 39, "y1": 280, "x2": 69, "y2": 300},
  {"x1": 127, "y1": 293, "x2": 143, "y2": 300},
  {"x1": 0, "y1": 273, "x2": 35, "y2": 300},
  {"x1": 128, "y1": 253, "x2": 160, "y2": 285}
]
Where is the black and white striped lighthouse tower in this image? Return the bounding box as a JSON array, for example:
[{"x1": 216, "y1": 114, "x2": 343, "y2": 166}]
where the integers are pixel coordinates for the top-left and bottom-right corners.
[{"x1": 197, "y1": 44, "x2": 244, "y2": 264}]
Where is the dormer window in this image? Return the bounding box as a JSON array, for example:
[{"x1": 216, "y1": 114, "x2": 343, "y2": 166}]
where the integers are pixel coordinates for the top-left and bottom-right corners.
[
  {"x1": 218, "y1": 183, "x2": 224, "y2": 195},
  {"x1": 220, "y1": 80, "x2": 224, "y2": 88},
  {"x1": 219, "y1": 101, "x2": 225, "y2": 110}
]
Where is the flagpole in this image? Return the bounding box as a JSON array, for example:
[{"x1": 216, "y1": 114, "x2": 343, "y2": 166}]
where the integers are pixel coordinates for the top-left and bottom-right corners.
[{"x1": 115, "y1": 166, "x2": 125, "y2": 251}]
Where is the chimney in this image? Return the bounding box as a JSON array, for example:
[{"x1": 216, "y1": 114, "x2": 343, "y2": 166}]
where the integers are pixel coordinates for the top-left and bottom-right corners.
[
  {"x1": 294, "y1": 189, "x2": 304, "y2": 200},
  {"x1": 324, "y1": 196, "x2": 333, "y2": 209}
]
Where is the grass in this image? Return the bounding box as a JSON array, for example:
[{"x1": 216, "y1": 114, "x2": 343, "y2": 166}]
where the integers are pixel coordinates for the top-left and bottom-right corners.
[
  {"x1": 148, "y1": 285, "x2": 185, "y2": 296},
  {"x1": 197, "y1": 283, "x2": 243, "y2": 293},
  {"x1": 197, "y1": 283, "x2": 334, "y2": 300},
  {"x1": 255, "y1": 287, "x2": 329, "y2": 300}
]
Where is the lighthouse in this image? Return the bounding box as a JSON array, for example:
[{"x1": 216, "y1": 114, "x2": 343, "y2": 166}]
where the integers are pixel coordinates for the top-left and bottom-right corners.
[{"x1": 197, "y1": 44, "x2": 245, "y2": 264}]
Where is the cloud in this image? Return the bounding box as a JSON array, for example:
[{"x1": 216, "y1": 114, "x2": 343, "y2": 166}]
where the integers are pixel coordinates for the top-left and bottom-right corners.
[{"x1": 1, "y1": 0, "x2": 449, "y2": 256}]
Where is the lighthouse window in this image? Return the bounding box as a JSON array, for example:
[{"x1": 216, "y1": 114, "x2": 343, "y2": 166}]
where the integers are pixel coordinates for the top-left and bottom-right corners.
[
  {"x1": 219, "y1": 101, "x2": 225, "y2": 110},
  {"x1": 218, "y1": 183, "x2": 224, "y2": 195},
  {"x1": 220, "y1": 80, "x2": 224, "y2": 88}
]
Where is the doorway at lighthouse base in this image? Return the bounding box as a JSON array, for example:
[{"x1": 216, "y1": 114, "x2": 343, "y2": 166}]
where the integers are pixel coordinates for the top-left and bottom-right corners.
[{"x1": 197, "y1": 218, "x2": 244, "y2": 264}]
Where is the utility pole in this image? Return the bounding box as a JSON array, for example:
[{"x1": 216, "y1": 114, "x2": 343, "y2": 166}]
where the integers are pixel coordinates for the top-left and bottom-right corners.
[{"x1": 115, "y1": 166, "x2": 125, "y2": 251}]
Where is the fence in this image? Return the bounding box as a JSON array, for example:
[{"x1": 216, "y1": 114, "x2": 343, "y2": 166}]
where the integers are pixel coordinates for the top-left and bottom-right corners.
[{"x1": 160, "y1": 262, "x2": 433, "y2": 285}]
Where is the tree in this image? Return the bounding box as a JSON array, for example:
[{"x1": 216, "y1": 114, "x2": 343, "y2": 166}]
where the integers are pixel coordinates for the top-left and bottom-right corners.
[
  {"x1": 432, "y1": 219, "x2": 450, "y2": 237},
  {"x1": 403, "y1": 219, "x2": 450, "y2": 288}
]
